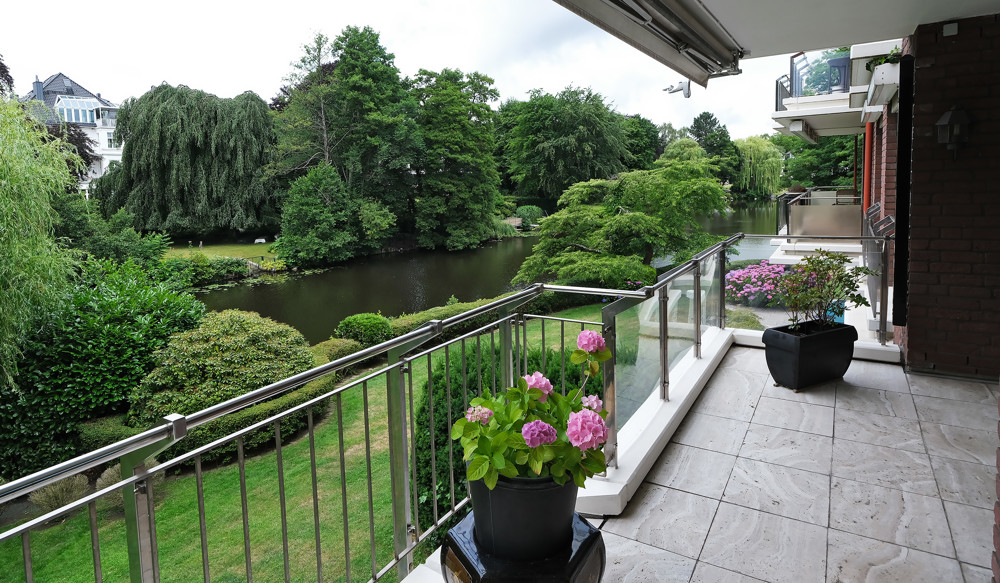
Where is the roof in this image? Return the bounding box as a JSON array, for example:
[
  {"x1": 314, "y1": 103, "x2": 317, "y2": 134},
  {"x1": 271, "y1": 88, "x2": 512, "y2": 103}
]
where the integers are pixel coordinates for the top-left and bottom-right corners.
[{"x1": 20, "y1": 72, "x2": 116, "y2": 109}]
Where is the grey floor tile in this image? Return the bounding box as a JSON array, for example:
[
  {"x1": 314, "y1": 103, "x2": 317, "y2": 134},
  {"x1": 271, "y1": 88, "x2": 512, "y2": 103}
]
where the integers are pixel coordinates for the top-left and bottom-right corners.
[
  {"x1": 961, "y1": 562, "x2": 993, "y2": 583},
  {"x1": 692, "y1": 368, "x2": 768, "y2": 422},
  {"x1": 913, "y1": 394, "x2": 999, "y2": 432},
  {"x1": 601, "y1": 531, "x2": 696, "y2": 583},
  {"x1": 671, "y1": 411, "x2": 749, "y2": 456},
  {"x1": 841, "y1": 360, "x2": 910, "y2": 393},
  {"x1": 722, "y1": 457, "x2": 830, "y2": 526},
  {"x1": 829, "y1": 478, "x2": 953, "y2": 557},
  {"x1": 602, "y1": 483, "x2": 718, "y2": 559},
  {"x1": 740, "y1": 425, "x2": 833, "y2": 475},
  {"x1": 908, "y1": 373, "x2": 997, "y2": 404},
  {"x1": 701, "y1": 502, "x2": 827, "y2": 583},
  {"x1": 930, "y1": 456, "x2": 995, "y2": 509},
  {"x1": 943, "y1": 501, "x2": 992, "y2": 569},
  {"x1": 691, "y1": 562, "x2": 766, "y2": 582},
  {"x1": 921, "y1": 422, "x2": 996, "y2": 465},
  {"x1": 833, "y1": 408, "x2": 925, "y2": 453},
  {"x1": 826, "y1": 529, "x2": 962, "y2": 583},
  {"x1": 835, "y1": 383, "x2": 918, "y2": 419},
  {"x1": 832, "y1": 439, "x2": 938, "y2": 496},
  {"x1": 763, "y1": 377, "x2": 837, "y2": 406},
  {"x1": 752, "y1": 396, "x2": 834, "y2": 436},
  {"x1": 647, "y1": 442, "x2": 737, "y2": 500},
  {"x1": 717, "y1": 346, "x2": 771, "y2": 375}
]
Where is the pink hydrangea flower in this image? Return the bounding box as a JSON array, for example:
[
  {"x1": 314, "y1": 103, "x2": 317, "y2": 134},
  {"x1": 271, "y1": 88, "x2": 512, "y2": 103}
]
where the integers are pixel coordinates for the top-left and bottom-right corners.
[
  {"x1": 577, "y1": 330, "x2": 606, "y2": 353},
  {"x1": 566, "y1": 409, "x2": 608, "y2": 451},
  {"x1": 465, "y1": 406, "x2": 492, "y2": 425},
  {"x1": 581, "y1": 394, "x2": 602, "y2": 413},
  {"x1": 523, "y1": 371, "x2": 554, "y2": 402},
  {"x1": 521, "y1": 420, "x2": 558, "y2": 448}
]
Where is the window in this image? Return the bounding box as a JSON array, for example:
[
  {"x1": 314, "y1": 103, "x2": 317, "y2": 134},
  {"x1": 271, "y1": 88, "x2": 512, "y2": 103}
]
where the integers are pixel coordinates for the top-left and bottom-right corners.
[{"x1": 107, "y1": 133, "x2": 121, "y2": 149}]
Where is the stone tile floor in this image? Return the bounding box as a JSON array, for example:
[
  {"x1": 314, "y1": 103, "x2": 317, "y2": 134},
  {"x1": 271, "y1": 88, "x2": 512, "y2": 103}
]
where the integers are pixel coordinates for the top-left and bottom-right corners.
[{"x1": 598, "y1": 346, "x2": 998, "y2": 583}]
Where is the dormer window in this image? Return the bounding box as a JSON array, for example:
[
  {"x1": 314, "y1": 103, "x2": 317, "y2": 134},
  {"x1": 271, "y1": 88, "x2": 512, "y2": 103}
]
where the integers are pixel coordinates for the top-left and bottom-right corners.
[{"x1": 54, "y1": 95, "x2": 101, "y2": 124}]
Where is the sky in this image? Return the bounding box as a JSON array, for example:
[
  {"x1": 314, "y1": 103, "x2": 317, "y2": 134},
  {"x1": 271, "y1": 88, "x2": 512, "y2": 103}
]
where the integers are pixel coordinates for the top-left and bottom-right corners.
[{"x1": 3, "y1": 0, "x2": 792, "y2": 139}]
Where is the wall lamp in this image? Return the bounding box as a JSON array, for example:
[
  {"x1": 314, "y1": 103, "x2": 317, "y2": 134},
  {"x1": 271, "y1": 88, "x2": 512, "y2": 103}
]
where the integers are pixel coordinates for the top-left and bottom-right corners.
[{"x1": 935, "y1": 105, "x2": 971, "y2": 158}]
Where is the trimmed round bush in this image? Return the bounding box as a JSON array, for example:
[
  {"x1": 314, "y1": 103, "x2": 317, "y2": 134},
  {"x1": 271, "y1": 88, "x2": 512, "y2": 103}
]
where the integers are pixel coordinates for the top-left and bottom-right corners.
[
  {"x1": 127, "y1": 310, "x2": 314, "y2": 426},
  {"x1": 335, "y1": 313, "x2": 393, "y2": 347},
  {"x1": 29, "y1": 474, "x2": 89, "y2": 514}
]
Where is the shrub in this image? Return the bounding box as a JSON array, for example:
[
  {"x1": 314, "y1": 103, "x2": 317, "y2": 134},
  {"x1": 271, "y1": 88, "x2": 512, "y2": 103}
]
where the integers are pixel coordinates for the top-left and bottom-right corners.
[
  {"x1": 725, "y1": 260, "x2": 785, "y2": 307},
  {"x1": 127, "y1": 310, "x2": 314, "y2": 426},
  {"x1": 485, "y1": 217, "x2": 519, "y2": 239},
  {"x1": 336, "y1": 313, "x2": 393, "y2": 347},
  {"x1": 413, "y1": 345, "x2": 590, "y2": 548},
  {"x1": 515, "y1": 205, "x2": 544, "y2": 227},
  {"x1": 78, "y1": 415, "x2": 143, "y2": 454},
  {"x1": 28, "y1": 474, "x2": 89, "y2": 514},
  {"x1": 0, "y1": 259, "x2": 204, "y2": 478},
  {"x1": 312, "y1": 337, "x2": 366, "y2": 375}
]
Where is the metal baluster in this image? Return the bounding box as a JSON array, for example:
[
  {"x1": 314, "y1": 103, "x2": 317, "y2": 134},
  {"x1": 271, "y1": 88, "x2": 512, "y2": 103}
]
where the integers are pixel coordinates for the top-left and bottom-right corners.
[
  {"x1": 274, "y1": 421, "x2": 291, "y2": 583},
  {"x1": 445, "y1": 349, "x2": 456, "y2": 511},
  {"x1": 719, "y1": 247, "x2": 727, "y2": 329},
  {"x1": 307, "y1": 408, "x2": 324, "y2": 583},
  {"x1": 89, "y1": 501, "x2": 103, "y2": 583},
  {"x1": 407, "y1": 361, "x2": 420, "y2": 544},
  {"x1": 195, "y1": 455, "x2": 210, "y2": 583},
  {"x1": 541, "y1": 320, "x2": 547, "y2": 372},
  {"x1": 659, "y1": 286, "x2": 670, "y2": 401},
  {"x1": 427, "y1": 353, "x2": 438, "y2": 526},
  {"x1": 22, "y1": 531, "x2": 33, "y2": 583},
  {"x1": 335, "y1": 394, "x2": 350, "y2": 583},
  {"x1": 362, "y1": 381, "x2": 378, "y2": 579},
  {"x1": 693, "y1": 260, "x2": 703, "y2": 359},
  {"x1": 237, "y1": 436, "x2": 253, "y2": 583},
  {"x1": 560, "y1": 320, "x2": 566, "y2": 394}
]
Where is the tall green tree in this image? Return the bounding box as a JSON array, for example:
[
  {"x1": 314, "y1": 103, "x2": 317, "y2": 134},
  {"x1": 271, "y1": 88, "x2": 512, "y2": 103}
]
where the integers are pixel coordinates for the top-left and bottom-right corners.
[
  {"x1": 620, "y1": 114, "x2": 660, "y2": 170},
  {"x1": 505, "y1": 87, "x2": 627, "y2": 200},
  {"x1": 0, "y1": 53, "x2": 12, "y2": 96},
  {"x1": 688, "y1": 112, "x2": 739, "y2": 184},
  {"x1": 768, "y1": 133, "x2": 861, "y2": 187},
  {"x1": 94, "y1": 84, "x2": 276, "y2": 236},
  {"x1": 0, "y1": 98, "x2": 76, "y2": 388},
  {"x1": 657, "y1": 122, "x2": 689, "y2": 155},
  {"x1": 733, "y1": 136, "x2": 784, "y2": 200},
  {"x1": 411, "y1": 68, "x2": 500, "y2": 250}
]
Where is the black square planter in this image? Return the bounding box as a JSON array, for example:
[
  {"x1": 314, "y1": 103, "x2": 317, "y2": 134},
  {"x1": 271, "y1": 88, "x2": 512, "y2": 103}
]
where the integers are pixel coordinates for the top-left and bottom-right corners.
[{"x1": 762, "y1": 321, "x2": 858, "y2": 391}]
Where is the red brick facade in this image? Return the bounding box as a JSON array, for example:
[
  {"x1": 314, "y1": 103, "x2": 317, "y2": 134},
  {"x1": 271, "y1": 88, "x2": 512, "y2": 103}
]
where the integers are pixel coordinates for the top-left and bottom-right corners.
[{"x1": 899, "y1": 14, "x2": 1000, "y2": 380}]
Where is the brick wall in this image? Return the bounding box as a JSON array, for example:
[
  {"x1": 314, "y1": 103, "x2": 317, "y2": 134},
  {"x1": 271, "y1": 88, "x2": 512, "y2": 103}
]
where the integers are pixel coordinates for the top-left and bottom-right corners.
[{"x1": 903, "y1": 14, "x2": 1000, "y2": 379}]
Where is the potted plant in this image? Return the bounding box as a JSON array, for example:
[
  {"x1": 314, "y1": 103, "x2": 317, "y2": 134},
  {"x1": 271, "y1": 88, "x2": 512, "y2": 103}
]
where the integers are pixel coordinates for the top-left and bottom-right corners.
[
  {"x1": 762, "y1": 250, "x2": 875, "y2": 391},
  {"x1": 450, "y1": 330, "x2": 611, "y2": 561}
]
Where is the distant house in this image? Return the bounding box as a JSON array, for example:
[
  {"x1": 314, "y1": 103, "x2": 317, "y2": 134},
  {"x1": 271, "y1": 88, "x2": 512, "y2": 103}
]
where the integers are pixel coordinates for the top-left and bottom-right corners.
[{"x1": 20, "y1": 72, "x2": 121, "y2": 192}]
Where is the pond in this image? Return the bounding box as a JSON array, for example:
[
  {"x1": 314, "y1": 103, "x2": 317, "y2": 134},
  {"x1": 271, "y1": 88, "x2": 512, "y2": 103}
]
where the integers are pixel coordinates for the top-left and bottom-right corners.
[{"x1": 198, "y1": 203, "x2": 778, "y2": 343}]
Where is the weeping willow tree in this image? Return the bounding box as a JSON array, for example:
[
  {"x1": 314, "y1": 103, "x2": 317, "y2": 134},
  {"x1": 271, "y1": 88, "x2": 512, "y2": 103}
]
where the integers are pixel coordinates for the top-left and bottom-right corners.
[
  {"x1": 733, "y1": 136, "x2": 783, "y2": 201},
  {"x1": 94, "y1": 84, "x2": 277, "y2": 236}
]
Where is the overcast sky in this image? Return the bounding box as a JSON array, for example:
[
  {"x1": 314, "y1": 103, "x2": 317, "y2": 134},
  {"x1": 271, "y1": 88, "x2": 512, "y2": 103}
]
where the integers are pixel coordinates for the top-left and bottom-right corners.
[{"x1": 4, "y1": 0, "x2": 793, "y2": 139}]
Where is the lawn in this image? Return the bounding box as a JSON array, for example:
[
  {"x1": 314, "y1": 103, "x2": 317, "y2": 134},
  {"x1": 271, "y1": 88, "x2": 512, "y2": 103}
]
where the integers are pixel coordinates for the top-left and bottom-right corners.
[
  {"x1": 165, "y1": 242, "x2": 277, "y2": 262},
  {"x1": 0, "y1": 303, "x2": 608, "y2": 583}
]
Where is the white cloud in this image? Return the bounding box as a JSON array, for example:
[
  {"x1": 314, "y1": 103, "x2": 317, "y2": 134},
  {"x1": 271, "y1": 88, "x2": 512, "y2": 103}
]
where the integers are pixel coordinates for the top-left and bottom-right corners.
[{"x1": 4, "y1": 0, "x2": 789, "y2": 138}]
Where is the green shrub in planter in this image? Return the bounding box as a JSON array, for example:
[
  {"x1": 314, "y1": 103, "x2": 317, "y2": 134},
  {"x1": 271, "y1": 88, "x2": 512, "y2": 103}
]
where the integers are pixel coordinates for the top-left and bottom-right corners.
[
  {"x1": 335, "y1": 313, "x2": 393, "y2": 347},
  {"x1": 128, "y1": 310, "x2": 314, "y2": 426}
]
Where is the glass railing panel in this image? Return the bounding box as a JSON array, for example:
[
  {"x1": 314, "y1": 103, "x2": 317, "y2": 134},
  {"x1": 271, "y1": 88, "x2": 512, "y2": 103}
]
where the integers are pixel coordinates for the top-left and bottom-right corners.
[
  {"x1": 700, "y1": 253, "x2": 722, "y2": 335},
  {"x1": 612, "y1": 294, "x2": 660, "y2": 427},
  {"x1": 666, "y1": 271, "x2": 697, "y2": 370}
]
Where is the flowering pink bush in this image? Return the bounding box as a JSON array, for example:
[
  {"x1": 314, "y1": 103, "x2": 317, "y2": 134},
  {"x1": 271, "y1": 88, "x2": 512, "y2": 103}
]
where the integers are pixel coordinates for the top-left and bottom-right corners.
[
  {"x1": 581, "y1": 394, "x2": 602, "y2": 412},
  {"x1": 465, "y1": 405, "x2": 493, "y2": 425},
  {"x1": 523, "y1": 371, "x2": 554, "y2": 402},
  {"x1": 522, "y1": 420, "x2": 558, "y2": 447},
  {"x1": 725, "y1": 261, "x2": 785, "y2": 307},
  {"x1": 566, "y1": 409, "x2": 608, "y2": 452},
  {"x1": 577, "y1": 329, "x2": 606, "y2": 353}
]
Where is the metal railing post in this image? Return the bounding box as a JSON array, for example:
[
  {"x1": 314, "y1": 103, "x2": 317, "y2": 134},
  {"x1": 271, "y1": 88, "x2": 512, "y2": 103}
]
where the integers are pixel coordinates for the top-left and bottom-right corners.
[
  {"x1": 496, "y1": 308, "x2": 515, "y2": 388},
  {"x1": 659, "y1": 285, "x2": 670, "y2": 401},
  {"x1": 693, "y1": 260, "x2": 702, "y2": 359},
  {"x1": 122, "y1": 414, "x2": 186, "y2": 583},
  {"x1": 719, "y1": 247, "x2": 727, "y2": 329},
  {"x1": 879, "y1": 236, "x2": 891, "y2": 345},
  {"x1": 601, "y1": 310, "x2": 618, "y2": 469}
]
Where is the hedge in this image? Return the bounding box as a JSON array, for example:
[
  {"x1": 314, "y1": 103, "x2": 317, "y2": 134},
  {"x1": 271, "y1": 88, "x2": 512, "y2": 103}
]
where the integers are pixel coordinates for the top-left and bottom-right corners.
[{"x1": 336, "y1": 313, "x2": 393, "y2": 347}]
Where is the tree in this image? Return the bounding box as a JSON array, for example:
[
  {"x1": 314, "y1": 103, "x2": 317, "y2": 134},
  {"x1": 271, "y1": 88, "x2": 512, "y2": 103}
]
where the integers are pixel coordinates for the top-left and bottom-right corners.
[
  {"x1": 513, "y1": 157, "x2": 727, "y2": 287},
  {"x1": 411, "y1": 68, "x2": 500, "y2": 249},
  {"x1": 94, "y1": 84, "x2": 277, "y2": 237},
  {"x1": 688, "y1": 112, "x2": 738, "y2": 184},
  {"x1": 732, "y1": 136, "x2": 784, "y2": 200},
  {"x1": 0, "y1": 53, "x2": 12, "y2": 95},
  {"x1": 619, "y1": 114, "x2": 660, "y2": 170},
  {"x1": 44, "y1": 122, "x2": 99, "y2": 181},
  {"x1": 505, "y1": 87, "x2": 627, "y2": 200},
  {"x1": 659, "y1": 138, "x2": 707, "y2": 162},
  {"x1": 0, "y1": 98, "x2": 76, "y2": 389},
  {"x1": 657, "y1": 122, "x2": 689, "y2": 155},
  {"x1": 52, "y1": 191, "x2": 170, "y2": 265},
  {"x1": 769, "y1": 133, "x2": 861, "y2": 187}
]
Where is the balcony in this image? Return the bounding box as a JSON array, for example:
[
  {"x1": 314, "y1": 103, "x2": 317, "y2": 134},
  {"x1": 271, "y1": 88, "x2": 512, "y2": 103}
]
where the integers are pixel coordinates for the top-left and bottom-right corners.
[{"x1": 1, "y1": 235, "x2": 992, "y2": 583}]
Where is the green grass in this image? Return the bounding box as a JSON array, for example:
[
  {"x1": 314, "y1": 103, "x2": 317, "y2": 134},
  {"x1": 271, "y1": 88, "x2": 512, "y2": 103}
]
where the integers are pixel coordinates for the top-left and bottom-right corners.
[
  {"x1": 0, "y1": 304, "x2": 608, "y2": 583},
  {"x1": 165, "y1": 243, "x2": 276, "y2": 262}
]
